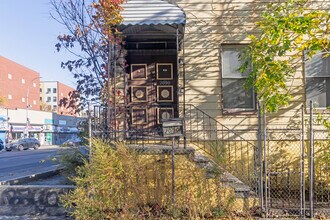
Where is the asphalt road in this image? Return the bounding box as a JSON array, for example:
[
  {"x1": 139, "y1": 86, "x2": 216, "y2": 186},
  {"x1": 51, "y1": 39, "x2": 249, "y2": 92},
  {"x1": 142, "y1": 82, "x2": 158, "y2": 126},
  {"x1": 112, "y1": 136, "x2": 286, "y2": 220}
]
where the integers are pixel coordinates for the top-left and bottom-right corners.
[{"x1": 0, "y1": 146, "x2": 62, "y2": 182}]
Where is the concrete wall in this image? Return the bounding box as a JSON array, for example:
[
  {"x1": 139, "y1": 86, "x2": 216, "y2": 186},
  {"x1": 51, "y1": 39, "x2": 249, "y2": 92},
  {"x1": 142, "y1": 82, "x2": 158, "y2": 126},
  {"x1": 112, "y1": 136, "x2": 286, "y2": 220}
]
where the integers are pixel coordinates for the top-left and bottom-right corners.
[
  {"x1": 0, "y1": 185, "x2": 74, "y2": 217},
  {"x1": 4, "y1": 108, "x2": 53, "y2": 126}
]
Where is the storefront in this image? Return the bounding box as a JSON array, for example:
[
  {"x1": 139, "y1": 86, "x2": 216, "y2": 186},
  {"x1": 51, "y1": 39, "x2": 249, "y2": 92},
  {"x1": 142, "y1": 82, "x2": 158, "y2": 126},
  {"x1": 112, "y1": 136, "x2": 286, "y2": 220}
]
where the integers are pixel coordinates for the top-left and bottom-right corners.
[{"x1": 0, "y1": 115, "x2": 9, "y2": 150}]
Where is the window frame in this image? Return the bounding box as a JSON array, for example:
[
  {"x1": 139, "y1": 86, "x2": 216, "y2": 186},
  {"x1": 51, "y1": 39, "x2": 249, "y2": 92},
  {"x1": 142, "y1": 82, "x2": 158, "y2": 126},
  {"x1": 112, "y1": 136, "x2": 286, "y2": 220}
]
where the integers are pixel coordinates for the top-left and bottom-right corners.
[
  {"x1": 305, "y1": 50, "x2": 330, "y2": 110},
  {"x1": 221, "y1": 44, "x2": 256, "y2": 114}
]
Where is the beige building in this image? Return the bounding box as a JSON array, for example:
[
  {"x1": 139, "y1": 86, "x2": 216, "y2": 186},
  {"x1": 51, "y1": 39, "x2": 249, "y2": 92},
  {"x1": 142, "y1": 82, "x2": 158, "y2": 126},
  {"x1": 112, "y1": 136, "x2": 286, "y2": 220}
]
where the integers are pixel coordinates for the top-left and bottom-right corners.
[{"x1": 113, "y1": 0, "x2": 330, "y2": 138}]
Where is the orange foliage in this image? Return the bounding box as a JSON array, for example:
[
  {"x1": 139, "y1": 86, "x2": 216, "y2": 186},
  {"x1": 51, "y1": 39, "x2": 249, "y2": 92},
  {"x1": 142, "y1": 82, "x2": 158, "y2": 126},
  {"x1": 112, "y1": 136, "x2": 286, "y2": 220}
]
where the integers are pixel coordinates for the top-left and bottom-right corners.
[{"x1": 92, "y1": 0, "x2": 125, "y2": 42}]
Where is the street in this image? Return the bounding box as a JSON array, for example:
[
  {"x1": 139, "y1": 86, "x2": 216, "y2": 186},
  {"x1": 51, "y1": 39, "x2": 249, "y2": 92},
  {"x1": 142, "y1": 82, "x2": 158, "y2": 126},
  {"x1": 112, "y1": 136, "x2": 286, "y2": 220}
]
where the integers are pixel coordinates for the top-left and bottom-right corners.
[{"x1": 0, "y1": 146, "x2": 62, "y2": 183}]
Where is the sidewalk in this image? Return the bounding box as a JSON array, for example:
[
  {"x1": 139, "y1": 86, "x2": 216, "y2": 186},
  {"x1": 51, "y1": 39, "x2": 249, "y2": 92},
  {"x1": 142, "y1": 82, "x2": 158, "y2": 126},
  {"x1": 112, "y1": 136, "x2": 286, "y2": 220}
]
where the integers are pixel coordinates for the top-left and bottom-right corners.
[
  {"x1": 0, "y1": 146, "x2": 64, "y2": 185},
  {"x1": 0, "y1": 165, "x2": 63, "y2": 185}
]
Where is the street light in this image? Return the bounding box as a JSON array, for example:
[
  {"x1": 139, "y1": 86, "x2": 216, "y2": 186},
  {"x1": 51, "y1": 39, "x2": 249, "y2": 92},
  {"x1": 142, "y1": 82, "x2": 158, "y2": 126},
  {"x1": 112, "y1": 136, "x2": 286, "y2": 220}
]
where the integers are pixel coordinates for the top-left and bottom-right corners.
[{"x1": 25, "y1": 76, "x2": 42, "y2": 137}]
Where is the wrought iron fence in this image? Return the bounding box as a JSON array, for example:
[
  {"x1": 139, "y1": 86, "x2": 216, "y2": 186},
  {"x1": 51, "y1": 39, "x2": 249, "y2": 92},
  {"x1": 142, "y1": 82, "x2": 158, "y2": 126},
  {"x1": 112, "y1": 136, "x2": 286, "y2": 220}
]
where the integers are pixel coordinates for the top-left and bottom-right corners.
[
  {"x1": 91, "y1": 102, "x2": 330, "y2": 218},
  {"x1": 92, "y1": 103, "x2": 258, "y2": 187},
  {"x1": 92, "y1": 104, "x2": 177, "y2": 146},
  {"x1": 183, "y1": 104, "x2": 258, "y2": 189}
]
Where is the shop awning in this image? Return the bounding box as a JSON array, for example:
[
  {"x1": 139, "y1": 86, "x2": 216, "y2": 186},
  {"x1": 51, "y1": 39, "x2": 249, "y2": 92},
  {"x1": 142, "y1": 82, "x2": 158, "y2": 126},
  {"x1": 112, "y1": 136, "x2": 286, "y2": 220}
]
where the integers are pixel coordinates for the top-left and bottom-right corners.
[{"x1": 121, "y1": 0, "x2": 186, "y2": 26}]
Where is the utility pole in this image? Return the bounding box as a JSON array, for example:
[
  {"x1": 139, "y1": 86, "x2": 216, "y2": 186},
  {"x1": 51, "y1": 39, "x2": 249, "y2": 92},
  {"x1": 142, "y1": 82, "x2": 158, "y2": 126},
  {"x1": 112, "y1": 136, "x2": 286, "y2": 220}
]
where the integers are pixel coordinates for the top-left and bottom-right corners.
[{"x1": 26, "y1": 77, "x2": 42, "y2": 137}]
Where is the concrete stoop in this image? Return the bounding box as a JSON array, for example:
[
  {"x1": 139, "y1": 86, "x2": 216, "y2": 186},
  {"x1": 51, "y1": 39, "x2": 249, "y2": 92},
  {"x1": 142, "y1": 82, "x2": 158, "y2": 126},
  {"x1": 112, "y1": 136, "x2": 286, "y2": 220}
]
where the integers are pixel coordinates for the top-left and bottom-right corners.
[
  {"x1": 128, "y1": 144, "x2": 258, "y2": 210},
  {"x1": 192, "y1": 151, "x2": 258, "y2": 211},
  {"x1": 127, "y1": 144, "x2": 195, "y2": 156}
]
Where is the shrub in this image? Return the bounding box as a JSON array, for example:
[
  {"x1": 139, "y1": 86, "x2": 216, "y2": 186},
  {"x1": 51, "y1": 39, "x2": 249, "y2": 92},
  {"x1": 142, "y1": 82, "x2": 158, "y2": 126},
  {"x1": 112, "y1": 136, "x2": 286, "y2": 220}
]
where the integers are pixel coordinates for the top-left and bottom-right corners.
[{"x1": 61, "y1": 139, "x2": 236, "y2": 219}]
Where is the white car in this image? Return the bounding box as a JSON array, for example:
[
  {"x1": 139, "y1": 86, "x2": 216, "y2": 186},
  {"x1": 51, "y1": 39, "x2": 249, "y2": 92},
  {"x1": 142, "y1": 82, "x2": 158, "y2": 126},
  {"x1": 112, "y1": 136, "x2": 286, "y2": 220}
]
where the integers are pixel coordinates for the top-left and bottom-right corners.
[{"x1": 62, "y1": 137, "x2": 82, "y2": 146}]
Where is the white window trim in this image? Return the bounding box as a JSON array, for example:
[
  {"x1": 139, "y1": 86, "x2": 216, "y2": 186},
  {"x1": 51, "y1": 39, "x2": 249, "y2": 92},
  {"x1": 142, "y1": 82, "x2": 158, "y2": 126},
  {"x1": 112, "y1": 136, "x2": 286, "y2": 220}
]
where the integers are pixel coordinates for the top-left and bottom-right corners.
[
  {"x1": 221, "y1": 45, "x2": 256, "y2": 113},
  {"x1": 305, "y1": 51, "x2": 330, "y2": 109}
]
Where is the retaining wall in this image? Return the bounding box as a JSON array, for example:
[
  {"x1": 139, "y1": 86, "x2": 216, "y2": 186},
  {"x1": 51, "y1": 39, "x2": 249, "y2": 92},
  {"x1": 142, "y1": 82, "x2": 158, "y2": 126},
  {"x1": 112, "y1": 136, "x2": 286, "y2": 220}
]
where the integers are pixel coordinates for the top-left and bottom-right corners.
[{"x1": 0, "y1": 185, "x2": 74, "y2": 218}]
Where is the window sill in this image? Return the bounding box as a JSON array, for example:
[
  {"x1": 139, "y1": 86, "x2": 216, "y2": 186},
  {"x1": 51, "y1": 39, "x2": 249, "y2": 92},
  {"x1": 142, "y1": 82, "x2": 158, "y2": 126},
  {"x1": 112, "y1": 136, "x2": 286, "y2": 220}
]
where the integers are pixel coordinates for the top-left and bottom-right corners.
[
  {"x1": 307, "y1": 108, "x2": 330, "y2": 114},
  {"x1": 222, "y1": 109, "x2": 257, "y2": 115}
]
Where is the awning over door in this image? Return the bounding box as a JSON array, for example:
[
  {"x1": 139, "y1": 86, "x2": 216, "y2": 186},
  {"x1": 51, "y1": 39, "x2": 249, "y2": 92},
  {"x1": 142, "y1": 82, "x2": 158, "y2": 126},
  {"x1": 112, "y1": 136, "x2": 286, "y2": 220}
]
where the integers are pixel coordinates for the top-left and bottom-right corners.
[{"x1": 121, "y1": 0, "x2": 186, "y2": 26}]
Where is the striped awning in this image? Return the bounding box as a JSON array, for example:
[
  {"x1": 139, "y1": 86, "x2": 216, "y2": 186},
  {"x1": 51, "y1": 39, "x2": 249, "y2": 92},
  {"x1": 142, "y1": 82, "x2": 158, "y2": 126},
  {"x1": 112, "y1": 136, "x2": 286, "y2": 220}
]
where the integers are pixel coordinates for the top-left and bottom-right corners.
[{"x1": 121, "y1": 0, "x2": 186, "y2": 26}]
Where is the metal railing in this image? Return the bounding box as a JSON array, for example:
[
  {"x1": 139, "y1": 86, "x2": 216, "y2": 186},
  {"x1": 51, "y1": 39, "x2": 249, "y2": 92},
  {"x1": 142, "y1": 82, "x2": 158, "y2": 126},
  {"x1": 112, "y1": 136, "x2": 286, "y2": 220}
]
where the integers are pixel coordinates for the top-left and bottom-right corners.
[
  {"x1": 92, "y1": 103, "x2": 258, "y2": 189},
  {"x1": 92, "y1": 104, "x2": 177, "y2": 146},
  {"x1": 183, "y1": 104, "x2": 257, "y2": 188}
]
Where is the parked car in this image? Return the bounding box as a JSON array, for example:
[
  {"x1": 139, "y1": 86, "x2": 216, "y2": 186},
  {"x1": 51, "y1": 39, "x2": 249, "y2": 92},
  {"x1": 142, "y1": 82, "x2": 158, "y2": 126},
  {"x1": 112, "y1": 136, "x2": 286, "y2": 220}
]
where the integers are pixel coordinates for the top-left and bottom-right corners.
[
  {"x1": 0, "y1": 139, "x2": 3, "y2": 150},
  {"x1": 62, "y1": 137, "x2": 82, "y2": 147},
  {"x1": 5, "y1": 138, "x2": 40, "y2": 151}
]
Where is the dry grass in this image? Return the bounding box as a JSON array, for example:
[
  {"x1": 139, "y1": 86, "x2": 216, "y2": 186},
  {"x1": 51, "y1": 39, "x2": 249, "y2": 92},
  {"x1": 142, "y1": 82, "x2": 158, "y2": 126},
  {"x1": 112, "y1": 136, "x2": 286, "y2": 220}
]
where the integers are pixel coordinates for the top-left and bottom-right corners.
[{"x1": 60, "y1": 139, "x2": 255, "y2": 219}]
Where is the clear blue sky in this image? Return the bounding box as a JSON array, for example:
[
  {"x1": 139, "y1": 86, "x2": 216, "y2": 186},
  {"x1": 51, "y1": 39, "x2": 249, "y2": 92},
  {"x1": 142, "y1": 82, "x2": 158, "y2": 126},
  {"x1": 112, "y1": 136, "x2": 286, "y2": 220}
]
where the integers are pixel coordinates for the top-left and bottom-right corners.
[{"x1": 0, "y1": 0, "x2": 76, "y2": 88}]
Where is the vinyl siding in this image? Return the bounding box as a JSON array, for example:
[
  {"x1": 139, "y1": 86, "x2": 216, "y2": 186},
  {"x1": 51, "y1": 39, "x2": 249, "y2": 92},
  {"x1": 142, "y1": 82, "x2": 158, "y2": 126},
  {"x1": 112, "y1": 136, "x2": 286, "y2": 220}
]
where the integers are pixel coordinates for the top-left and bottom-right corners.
[{"x1": 172, "y1": 0, "x2": 329, "y2": 131}]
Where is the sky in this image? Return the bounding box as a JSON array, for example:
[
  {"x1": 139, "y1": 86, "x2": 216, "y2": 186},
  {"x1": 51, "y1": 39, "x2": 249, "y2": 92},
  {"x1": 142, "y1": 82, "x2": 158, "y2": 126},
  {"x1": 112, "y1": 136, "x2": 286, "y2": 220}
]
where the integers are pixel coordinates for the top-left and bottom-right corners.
[{"x1": 0, "y1": 0, "x2": 76, "y2": 88}]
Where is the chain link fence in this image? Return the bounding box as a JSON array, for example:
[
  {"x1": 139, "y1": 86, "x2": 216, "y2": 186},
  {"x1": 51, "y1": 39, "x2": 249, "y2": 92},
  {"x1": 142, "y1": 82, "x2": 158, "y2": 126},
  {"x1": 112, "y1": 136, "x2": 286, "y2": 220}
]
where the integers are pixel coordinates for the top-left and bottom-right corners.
[{"x1": 261, "y1": 104, "x2": 330, "y2": 218}]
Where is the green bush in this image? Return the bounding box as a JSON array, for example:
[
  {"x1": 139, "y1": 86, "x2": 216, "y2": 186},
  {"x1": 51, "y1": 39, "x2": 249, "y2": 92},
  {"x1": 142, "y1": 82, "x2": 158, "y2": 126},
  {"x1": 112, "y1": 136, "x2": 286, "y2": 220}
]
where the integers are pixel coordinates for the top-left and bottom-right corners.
[{"x1": 61, "y1": 139, "x2": 237, "y2": 219}]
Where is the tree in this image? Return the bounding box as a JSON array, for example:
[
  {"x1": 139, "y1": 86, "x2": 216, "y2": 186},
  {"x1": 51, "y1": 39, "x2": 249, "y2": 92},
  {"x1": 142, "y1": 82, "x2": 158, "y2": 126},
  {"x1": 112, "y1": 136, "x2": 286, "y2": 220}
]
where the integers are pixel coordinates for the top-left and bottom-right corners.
[
  {"x1": 40, "y1": 101, "x2": 52, "y2": 112},
  {"x1": 0, "y1": 96, "x2": 5, "y2": 106},
  {"x1": 50, "y1": 0, "x2": 125, "y2": 109},
  {"x1": 240, "y1": 0, "x2": 330, "y2": 112}
]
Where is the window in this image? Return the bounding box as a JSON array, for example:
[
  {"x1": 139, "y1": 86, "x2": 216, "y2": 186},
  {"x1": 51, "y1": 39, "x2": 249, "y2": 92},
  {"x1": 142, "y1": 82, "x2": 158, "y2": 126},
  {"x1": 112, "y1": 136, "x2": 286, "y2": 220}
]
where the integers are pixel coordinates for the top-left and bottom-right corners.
[
  {"x1": 53, "y1": 88, "x2": 57, "y2": 93},
  {"x1": 221, "y1": 45, "x2": 254, "y2": 111},
  {"x1": 33, "y1": 82, "x2": 36, "y2": 88},
  {"x1": 306, "y1": 52, "x2": 330, "y2": 108},
  {"x1": 53, "y1": 97, "x2": 57, "y2": 102},
  {"x1": 53, "y1": 105, "x2": 57, "y2": 111},
  {"x1": 47, "y1": 97, "x2": 51, "y2": 102},
  {"x1": 40, "y1": 88, "x2": 42, "y2": 93},
  {"x1": 8, "y1": 74, "x2": 12, "y2": 79},
  {"x1": 8, "y1": 94, "x2": 12, "y2": 100},
  {"x1": 40, "y1": 97, "x2": 42, "y2": 101},
  {"x1": 22, "y1": 79, "x2": 25, "y2": 84},
  {"x1": 47, "y1": 88, "x2": 51, "y2": 94},
  {"x1": 33, "y1": 100, "x2": 36, "y2": 105},
  {"x1": 22, "y1": 97, "x2": 25, "y2": 103}
]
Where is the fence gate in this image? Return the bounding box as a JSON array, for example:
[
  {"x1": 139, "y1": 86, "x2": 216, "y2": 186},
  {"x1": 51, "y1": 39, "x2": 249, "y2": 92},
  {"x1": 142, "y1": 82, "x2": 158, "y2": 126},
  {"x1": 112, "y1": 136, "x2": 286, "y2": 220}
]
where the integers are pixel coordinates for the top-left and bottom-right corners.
[{"x1": 260, "y1": 104, "x2": 330, "y2": 218}]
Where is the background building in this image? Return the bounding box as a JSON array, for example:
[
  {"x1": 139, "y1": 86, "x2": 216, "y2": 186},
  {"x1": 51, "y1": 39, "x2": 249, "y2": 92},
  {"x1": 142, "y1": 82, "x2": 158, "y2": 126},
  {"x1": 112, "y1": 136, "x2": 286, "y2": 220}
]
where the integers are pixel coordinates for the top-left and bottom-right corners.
[
  {"x1": 0, "y1": 108, "x2": 83, "y2": 146},
  {"x1": 40, "y1": 81, "x2": 78, "y2": 116},
  {"x1": 0, "y1": 56, "x2": 40, "y2": 111}
]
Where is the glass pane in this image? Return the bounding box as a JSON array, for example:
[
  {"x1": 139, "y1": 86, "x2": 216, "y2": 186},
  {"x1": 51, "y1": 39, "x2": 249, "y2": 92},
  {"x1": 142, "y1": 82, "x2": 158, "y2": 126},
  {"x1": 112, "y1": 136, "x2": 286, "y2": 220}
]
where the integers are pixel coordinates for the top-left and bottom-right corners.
[
  {"x1": 306, "y1": 78, "x2": 330, "y2": 108},
  {"x1": 223, "y1": 79, "x2": 254, "y2": 109},
  {"x1": 305, "y1": 52, "x2": 330, "y2": 77},
  {"x1": 222, "y1": 47, "x2": 249, "y2": 78}
]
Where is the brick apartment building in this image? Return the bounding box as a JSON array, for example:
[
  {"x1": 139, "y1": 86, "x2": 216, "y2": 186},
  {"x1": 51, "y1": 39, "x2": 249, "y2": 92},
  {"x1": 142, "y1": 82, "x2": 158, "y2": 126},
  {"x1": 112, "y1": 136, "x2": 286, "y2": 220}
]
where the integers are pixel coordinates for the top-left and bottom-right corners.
[
  {"x1": 0, "y1": 56, "x2": 40, "y2": 111},
  {"x1": 40, "y1": 81, "x2": 78, "y2": 115}
]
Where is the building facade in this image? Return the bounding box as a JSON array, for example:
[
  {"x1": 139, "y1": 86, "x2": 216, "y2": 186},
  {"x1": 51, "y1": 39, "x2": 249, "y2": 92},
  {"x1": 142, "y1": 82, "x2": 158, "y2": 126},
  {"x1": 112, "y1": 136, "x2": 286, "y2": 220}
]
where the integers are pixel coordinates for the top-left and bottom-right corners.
[
  {"x1": 0, "y1": 56, "x2": 40, "y2": 111},
  {"x1": 40, "y1": 81, "x2": 78, "y2": 116},
  {"x1": 0, "y1": 108, "x2": 83, "y2": 146},
  {"x1": 108, "y1": 0, "x2": 330, "y2": 139}
]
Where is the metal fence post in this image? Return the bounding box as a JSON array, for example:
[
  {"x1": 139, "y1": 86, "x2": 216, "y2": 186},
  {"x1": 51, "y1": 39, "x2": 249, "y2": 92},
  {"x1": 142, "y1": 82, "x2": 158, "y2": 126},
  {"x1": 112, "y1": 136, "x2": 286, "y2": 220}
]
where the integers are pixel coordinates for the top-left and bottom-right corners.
[
  {"x1": 171, "y1": 137, "x2": 175, "y2": 205},
  {"x1": 257, "y1": 101, "x2": 264, "y2": 212},
  {"x1": 309, "y1": 100, "x2": 314, "y2": 218},
  {"x1": 88, "y1": 101, "x2": 92, "y2": 154},
  {"x1": 301, "y1": 104, "x2": 305, "y2": 218},
  {"x1": 263, "y1": 108, "x2": 268, "y2": 217}
]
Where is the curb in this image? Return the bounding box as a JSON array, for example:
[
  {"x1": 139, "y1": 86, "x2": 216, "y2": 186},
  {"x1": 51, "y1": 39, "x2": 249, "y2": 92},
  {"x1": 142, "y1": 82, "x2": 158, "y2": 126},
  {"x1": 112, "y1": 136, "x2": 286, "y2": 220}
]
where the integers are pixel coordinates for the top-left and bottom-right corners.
[{"x1": 0, "y1": 165, "x2": 63, "y2": 186}]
